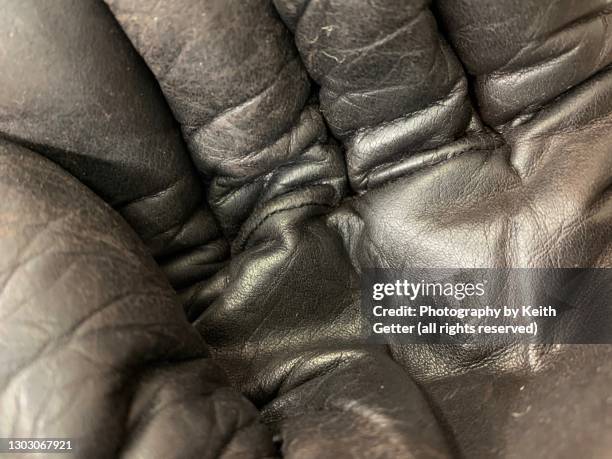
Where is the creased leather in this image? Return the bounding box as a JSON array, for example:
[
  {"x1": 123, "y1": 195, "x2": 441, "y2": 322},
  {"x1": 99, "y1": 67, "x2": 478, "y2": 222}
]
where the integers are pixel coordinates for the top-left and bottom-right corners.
[
  {"x1": 1, "y1": 0, "x2": 611, "y2": 458},
  {"x1": 0, "y1": 141, "x2": 275, "y2": 459},
  {"x1": 105, "y1": 1, "x2": 450, "y2": 457},
  {"x1": 0, "y1": 0, "x2": 228, "y2": 292},
  {"x1": 106, "y1": 0, "x2": 612, "y2": 458}
]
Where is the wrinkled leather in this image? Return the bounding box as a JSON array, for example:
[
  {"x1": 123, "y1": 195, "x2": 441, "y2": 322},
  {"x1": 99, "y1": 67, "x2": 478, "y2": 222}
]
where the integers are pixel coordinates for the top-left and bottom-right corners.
[
  {"x1": 0, "y1": 0, "x2": 227, "y2": 291},
  {"x1": 1, "y1": 0, "x2": 611, "y2": 458},
  {"x1": 0, "y1": 142, "x2": 274, "y2": 458}
]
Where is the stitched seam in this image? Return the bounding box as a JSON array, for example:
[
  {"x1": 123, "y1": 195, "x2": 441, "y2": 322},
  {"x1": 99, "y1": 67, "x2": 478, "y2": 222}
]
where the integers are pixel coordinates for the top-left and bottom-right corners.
[{"x1": 364, "y1": 141, "x2": 501, "y2": 191}]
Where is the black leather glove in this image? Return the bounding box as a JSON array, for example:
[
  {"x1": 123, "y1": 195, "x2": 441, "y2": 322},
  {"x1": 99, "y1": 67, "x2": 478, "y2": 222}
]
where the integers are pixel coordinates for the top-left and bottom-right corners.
[{"x1": 1, "y1": 0, "x2": 611, "y2": 458}]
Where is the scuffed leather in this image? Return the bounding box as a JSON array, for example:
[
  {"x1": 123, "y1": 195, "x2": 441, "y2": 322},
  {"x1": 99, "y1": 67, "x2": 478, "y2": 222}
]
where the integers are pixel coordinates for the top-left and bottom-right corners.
[
  {"x1": 105, "y1": 0, "x2": 347, "y2": 241},
  {"x1": 0, "y1": 0, "x2": 227, "y2": 292},
  {"x1": 0, "y1": 141, "x2": 275, "y2": 458},
  {"x1": 1, "y1": 0, "x2": 611, "y2": 458}
]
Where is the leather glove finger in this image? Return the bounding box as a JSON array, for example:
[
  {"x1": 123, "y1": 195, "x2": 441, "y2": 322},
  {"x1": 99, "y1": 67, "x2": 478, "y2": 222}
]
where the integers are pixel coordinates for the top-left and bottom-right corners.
[
  {"x1": 0, "y1": 140, "x2": 275, "y2": 458},
  {"x1": 0, "y1": 0, "x2": 227, "y2": 291},
  {"x1": 437, "y1": 0, "x2": 612, "y2": 126}
]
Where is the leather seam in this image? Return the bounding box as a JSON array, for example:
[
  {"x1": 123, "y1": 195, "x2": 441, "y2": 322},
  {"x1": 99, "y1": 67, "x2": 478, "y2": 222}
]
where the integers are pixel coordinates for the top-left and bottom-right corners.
[{"x1": 363, "y1": 140, "x2": 502, "y2": 191}]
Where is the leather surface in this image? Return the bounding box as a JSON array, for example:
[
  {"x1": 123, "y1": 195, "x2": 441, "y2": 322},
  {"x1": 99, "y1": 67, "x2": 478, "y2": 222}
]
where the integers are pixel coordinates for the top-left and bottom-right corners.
[
  {"x1": 0, "y1": 0, "x2": 228, "y2": 291},
  {"x1": 1, "y1": 0, "x2": 611, "y2": 458},
  {"x1": 0, "y1": 141, "x2": 275, "y2": 458}
]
